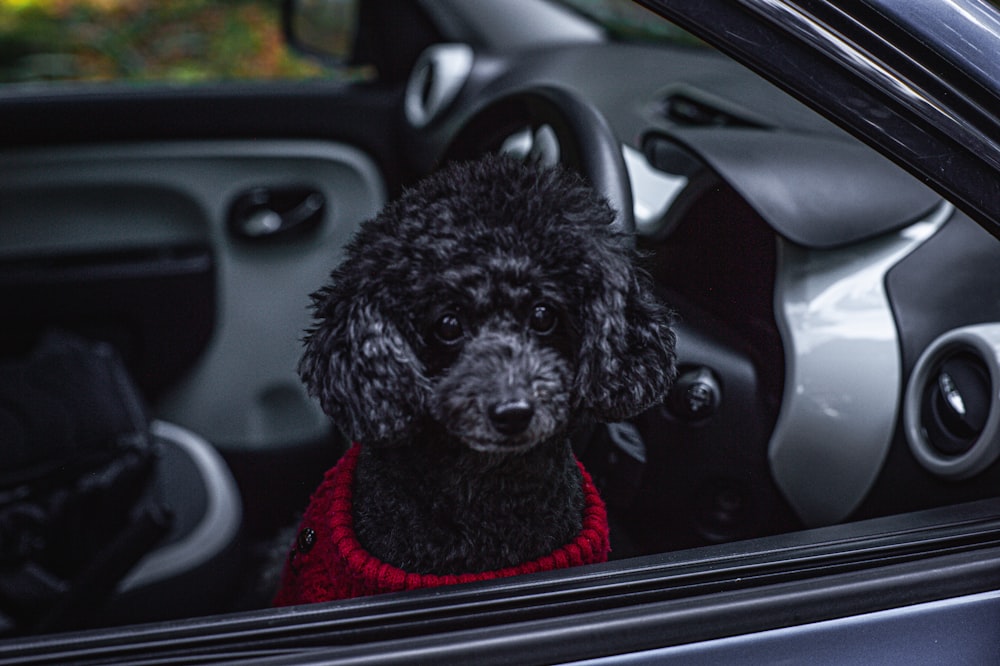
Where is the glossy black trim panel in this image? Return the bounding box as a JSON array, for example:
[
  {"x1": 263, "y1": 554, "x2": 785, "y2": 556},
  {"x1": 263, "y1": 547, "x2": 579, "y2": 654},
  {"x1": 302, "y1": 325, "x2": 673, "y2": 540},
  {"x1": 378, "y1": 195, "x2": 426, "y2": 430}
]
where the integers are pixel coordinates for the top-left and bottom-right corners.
[
  {"x1": 637, "y1": 0, "x2": 1000, "y2": 238},
  {"x1": 5, "y1": 499, "x2": 1000, "y2": 665}
]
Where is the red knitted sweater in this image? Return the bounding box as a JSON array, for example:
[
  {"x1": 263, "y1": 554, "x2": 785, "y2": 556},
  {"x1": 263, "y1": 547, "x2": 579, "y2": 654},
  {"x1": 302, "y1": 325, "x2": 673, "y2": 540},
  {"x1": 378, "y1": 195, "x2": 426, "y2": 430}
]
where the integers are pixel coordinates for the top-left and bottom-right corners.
[{"x1": 273, "y1": 443, "x2": 610, "y2": 605}]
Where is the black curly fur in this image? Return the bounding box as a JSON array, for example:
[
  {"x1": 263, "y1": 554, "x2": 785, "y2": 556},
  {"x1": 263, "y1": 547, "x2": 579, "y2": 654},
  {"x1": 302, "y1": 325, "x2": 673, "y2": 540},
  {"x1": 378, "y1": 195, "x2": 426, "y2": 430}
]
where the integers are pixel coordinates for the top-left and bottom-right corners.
[{"x1": 299, "y1": 155, "x2": 676, "y2": 574}]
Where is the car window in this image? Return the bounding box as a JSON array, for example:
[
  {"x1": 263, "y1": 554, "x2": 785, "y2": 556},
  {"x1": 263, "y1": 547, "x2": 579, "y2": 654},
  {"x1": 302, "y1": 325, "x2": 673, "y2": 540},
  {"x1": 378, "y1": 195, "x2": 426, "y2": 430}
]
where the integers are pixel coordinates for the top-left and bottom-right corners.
[
  {"x1": 0, "y1": 0, "x2": 365, "y2": 88},
  {"x1": 0, "y1": 0, "x2": 703, "y2": 92},
  {"x1": 5, "y1": 0, "x2": 1000, "y2": 660}
]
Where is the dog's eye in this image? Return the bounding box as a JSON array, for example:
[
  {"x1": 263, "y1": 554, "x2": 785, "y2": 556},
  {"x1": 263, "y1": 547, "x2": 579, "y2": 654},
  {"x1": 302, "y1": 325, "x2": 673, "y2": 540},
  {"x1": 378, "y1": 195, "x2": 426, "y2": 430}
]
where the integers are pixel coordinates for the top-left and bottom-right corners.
[
  {"x1": 528, "y1": 303, "x2": 558, "y2": 335},
  {"x1": 433, "y1": 313, "x2": 464, "y2": 344}
]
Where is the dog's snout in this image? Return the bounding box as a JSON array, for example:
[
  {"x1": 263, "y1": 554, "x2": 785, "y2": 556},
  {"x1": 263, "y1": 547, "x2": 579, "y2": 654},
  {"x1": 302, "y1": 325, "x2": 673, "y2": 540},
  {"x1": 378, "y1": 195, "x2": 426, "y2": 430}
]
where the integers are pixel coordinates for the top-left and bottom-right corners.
[
  {"x1": 489, "y1": 399, "x2": 535, "y2": 436},
  {"x1": 431, "y1": 330, "x2": 573, "y2": 451}
]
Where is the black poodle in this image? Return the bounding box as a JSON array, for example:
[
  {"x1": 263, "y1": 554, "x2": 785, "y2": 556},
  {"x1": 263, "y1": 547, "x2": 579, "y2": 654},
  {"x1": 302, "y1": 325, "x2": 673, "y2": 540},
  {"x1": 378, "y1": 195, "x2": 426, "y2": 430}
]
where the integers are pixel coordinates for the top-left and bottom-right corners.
[{"x1": 274, "y1": 155, "x2": 676, "y2": 604}]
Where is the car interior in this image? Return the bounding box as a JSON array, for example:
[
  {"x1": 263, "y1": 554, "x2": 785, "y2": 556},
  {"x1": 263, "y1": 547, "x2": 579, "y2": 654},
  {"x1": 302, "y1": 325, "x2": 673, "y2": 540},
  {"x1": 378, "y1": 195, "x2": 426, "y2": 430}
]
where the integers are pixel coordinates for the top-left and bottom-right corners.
[{"x1": 2, "y1": 0, "x2": 1000, "y2": 654}]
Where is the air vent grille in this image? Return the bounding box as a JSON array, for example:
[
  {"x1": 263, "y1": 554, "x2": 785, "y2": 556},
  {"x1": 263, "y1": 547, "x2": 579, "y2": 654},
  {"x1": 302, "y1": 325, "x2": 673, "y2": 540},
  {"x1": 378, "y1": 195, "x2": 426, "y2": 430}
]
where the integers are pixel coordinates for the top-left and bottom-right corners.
[
  {"x1": 663, "y1": 94, "x2": 763, "y2": 128},
  {"x1": 904, "y1": 324, "x2": 1000, "y2": 479}
]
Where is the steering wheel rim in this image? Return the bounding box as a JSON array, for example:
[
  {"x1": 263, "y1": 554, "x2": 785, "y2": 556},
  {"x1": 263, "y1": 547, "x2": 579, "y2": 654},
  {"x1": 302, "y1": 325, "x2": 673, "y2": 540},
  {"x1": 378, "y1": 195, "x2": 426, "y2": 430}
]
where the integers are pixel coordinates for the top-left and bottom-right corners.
[{"x1": 443, "y1": 87, "x2": 635, "y2": 235}]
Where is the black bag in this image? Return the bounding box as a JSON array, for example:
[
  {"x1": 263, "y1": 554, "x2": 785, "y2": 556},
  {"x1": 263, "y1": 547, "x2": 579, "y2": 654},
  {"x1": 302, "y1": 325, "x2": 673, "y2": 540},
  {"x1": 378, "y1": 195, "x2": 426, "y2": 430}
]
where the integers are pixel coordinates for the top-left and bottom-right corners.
[{"x1": 0, "y1": 333, "x2": 171, "y2": 636}]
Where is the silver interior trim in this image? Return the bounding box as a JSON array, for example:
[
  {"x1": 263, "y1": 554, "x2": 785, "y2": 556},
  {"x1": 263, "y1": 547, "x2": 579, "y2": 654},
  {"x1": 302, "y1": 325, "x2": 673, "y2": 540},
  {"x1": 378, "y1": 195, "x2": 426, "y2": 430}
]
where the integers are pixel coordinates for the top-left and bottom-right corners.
[
  {"x1": 500, "y1": 125, "x2": 562, "y2": 167},
  {"x1": 118, "y1": 421, "x2": 242, "y2": 592},
  {"x1": 621, "y1": 144, "x2": 688, "y2": 236},
  {"x1": 405, "y1": 43, "x2": 475, "y2": 129},
  {"x1": 769, "y1": 202, "x2": 952, "y2": 526}
]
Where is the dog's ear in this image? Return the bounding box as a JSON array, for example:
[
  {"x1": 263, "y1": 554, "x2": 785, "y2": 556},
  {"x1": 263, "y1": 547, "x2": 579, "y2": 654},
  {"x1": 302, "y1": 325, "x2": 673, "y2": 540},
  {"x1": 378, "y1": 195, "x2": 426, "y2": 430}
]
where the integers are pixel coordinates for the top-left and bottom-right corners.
[
  {"x1": 299, "y1": 282, "x2": 429, "y2": 445},
  {"x1": 575, "y1": 248, "x2": 677, "y2": 422}
]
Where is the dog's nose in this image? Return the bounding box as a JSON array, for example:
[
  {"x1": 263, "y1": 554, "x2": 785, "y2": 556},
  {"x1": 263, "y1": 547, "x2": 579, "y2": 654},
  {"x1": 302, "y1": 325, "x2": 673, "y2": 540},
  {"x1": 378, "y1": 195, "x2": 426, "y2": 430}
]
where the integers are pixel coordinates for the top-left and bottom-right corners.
[{"x1": 489, "y1": 399, "x2": 535, "y2": 436}]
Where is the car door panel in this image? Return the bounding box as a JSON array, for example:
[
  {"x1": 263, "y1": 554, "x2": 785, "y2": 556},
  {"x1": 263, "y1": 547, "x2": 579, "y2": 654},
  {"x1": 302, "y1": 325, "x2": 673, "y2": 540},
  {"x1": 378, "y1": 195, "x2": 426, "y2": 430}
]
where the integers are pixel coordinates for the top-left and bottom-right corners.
[{"x1": 0, "y1": 139, "x2": 386, "y2": 452}]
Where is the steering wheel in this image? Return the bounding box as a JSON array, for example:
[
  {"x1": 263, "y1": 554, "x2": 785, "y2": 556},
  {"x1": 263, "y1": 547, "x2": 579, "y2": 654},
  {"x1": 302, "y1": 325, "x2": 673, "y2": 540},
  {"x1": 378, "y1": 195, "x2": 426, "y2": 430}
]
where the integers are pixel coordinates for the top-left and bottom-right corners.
[{"x1": 442, "y1": 87, "x2": 636, "y2": 236}]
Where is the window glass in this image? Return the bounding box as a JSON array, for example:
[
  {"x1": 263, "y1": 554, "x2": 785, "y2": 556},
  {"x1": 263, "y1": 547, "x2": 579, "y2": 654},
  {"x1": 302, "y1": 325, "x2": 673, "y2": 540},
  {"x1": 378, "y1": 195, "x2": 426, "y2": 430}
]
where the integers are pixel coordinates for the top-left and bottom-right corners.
[{"x1": 0, "y1": 0, "x2": 355, "y2": 88}]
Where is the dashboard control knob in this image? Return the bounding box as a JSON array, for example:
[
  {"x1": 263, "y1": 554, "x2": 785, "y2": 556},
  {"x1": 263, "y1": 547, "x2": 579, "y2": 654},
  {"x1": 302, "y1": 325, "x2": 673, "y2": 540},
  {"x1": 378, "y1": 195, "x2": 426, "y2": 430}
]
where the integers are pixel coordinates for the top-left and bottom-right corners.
[{"x1": 668, "y1": 367, "x2": 720, "y2": 421}]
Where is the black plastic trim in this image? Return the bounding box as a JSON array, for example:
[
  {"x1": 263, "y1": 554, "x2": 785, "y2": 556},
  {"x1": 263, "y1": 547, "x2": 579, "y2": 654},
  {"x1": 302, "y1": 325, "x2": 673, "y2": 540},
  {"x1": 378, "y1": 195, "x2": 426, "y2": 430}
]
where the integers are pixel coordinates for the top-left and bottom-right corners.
[
  {"x1": 0, "y1": 245, "x2": 215, "y2": 399},
  {"x1": 0, "y1": 83, "x2": 410, "y2": 195},
  {"x1": 648, "y1": 129, "x2": 940, "y2": 249},
  {"x1": 856, "y1": 211, "x2": 1000, "y2": 519},
  {"x1": 5, "y1": 499, "x2": 1000, "y2": 664},
  {"x1": 248, "y1": 548, "x2": 1000, "y2": 665},
  {"x1": 636, "y1": 0, "x2": 1000, "y2": 240}
]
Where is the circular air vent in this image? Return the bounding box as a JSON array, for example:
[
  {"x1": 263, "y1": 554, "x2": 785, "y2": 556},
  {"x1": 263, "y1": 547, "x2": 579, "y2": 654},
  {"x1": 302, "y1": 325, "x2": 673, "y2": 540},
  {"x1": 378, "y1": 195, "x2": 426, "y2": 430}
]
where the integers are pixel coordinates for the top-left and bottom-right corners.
[
  {"x1": 404, "y1": 43, "x2": 474, "y2": 129},
  {"x1": 904, "y1": 324, "x2": 1000, "y2": 479},
  {"x1": 920, "y1": 351, "x2": 990, "y2": 455}
]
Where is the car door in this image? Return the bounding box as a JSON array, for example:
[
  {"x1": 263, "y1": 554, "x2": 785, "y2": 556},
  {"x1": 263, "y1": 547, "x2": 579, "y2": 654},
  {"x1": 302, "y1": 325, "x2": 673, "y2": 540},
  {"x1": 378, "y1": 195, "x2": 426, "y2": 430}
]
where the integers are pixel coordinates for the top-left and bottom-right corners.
[{"x1": 3, "y1": 0, "x2": 1000, "y2": 663}]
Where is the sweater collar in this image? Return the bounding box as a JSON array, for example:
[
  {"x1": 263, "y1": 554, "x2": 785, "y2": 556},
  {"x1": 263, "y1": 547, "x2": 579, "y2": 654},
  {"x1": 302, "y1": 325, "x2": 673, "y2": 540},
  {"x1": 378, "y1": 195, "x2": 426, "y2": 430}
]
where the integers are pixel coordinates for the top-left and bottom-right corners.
[{"x1": 328, "y1": 443, "x2": 611, "y2": 594}]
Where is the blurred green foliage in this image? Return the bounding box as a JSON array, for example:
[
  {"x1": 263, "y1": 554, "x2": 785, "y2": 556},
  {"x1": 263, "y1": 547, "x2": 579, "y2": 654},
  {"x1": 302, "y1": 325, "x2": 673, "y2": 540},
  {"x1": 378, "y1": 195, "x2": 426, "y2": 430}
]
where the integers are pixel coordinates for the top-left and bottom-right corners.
[{"x1": 0, "y1": 0, "x2": 340, "y2": 85}]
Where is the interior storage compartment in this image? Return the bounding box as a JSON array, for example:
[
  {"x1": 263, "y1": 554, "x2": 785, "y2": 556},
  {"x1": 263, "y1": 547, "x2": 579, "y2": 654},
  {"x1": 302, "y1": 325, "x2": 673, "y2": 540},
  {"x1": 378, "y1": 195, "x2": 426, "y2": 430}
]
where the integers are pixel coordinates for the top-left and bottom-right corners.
[{"x1": 0, "y1": 243, "x2": 215, "y2": 399}]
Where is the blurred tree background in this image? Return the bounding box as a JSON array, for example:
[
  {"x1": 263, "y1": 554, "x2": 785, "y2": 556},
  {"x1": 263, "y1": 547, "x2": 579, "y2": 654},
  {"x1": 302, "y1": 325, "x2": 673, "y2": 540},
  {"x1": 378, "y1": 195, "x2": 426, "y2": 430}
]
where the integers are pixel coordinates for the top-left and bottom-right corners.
[
  {"x1": 0, "y1": 0, "x2": 336, "y2": 85},
  {"x1": 0, "y1": 0, "x2": 702, "y2": 86}
]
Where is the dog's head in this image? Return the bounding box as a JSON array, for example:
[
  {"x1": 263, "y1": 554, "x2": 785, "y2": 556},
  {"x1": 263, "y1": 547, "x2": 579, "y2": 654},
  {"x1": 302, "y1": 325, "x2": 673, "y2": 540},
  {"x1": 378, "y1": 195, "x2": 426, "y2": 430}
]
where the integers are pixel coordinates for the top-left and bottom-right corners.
[{"x1": 300, "y1": 155, "x2": 676, "y2": 451}]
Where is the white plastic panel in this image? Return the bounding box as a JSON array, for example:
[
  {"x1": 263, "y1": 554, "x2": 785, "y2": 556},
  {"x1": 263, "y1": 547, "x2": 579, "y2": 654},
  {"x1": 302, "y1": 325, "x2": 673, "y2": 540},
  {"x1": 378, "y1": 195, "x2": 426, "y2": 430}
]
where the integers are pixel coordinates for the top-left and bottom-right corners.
[
  {"x1": 120, "y1": 421, "x2": 242, "y2": 592},
  {"x1": 769, "y1": 202, "x2": 952, "y2": 526},
  {"x1": 622, "y1": 144, "x2": 688, "y2": 236}
]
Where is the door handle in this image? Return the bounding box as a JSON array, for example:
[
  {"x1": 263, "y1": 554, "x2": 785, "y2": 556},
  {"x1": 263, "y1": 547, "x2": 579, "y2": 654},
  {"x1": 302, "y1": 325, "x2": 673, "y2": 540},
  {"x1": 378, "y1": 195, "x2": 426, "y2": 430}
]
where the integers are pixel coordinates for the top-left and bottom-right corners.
[{"x1": 228, "y1": 186, "x2": 326, "y2": 241}]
